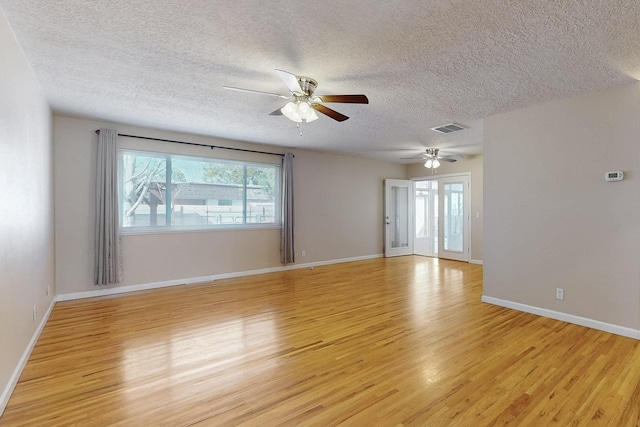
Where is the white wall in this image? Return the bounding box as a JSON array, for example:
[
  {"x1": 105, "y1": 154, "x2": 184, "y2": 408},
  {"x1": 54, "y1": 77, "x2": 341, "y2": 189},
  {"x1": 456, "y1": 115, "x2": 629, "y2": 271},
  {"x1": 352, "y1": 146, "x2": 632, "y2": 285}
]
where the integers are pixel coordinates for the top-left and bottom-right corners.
[
  {"x1": 0, "y1": 10, "x2": 54, "y2": 412},
  {"x1": 407, "y1": 154, "x2": 484, "y2": 262},
  {"x1": 484, "y1": 82, "x2": 640, "y2": 331},
  {"x1": 54, "y1": 115, "x2": 407, "y2": 294},
  {"x1": 295, "y1": 151, "x2": 403, "y2": 262}
]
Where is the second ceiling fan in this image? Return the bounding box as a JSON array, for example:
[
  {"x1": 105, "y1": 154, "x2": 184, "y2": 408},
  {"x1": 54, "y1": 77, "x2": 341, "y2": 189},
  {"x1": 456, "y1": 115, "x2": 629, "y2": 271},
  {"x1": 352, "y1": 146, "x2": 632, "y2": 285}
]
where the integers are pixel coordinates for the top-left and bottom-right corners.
[
  {"x1": 223, "y1": 69, "x2": 369, "y2": 122},
  {"x1": 402, "y1": 148, "x2": 463, "y2": 170}
]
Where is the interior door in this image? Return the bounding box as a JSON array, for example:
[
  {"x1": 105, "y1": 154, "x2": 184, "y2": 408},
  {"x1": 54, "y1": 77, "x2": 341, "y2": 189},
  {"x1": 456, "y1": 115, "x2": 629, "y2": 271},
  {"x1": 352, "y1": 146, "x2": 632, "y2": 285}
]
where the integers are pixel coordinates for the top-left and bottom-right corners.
[
  {"x1": 384, "y1": 179, "x2": 414, "y2": 257},
  {"x1": 438, "y1": 175, "x2": 469, "y2": 261}
]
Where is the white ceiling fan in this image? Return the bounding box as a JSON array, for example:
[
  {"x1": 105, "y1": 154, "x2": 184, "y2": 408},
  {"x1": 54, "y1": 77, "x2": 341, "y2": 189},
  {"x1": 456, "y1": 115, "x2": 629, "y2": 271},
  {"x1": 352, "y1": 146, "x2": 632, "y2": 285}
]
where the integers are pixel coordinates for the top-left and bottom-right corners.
[
  {"x1": 223, "y1": 69, "x2": 369, "y2": 123},
  {"x1": 402, "y1": 148, "x2": 463, "y2": 170}
]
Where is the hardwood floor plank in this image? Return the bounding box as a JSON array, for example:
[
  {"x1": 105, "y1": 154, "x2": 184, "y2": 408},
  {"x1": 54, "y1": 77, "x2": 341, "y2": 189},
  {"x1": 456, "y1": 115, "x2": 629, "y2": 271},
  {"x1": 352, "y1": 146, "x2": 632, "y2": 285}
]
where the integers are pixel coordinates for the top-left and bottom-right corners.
[{"x1": 2, "y1": 256, "x2": 640, "y2": 426}]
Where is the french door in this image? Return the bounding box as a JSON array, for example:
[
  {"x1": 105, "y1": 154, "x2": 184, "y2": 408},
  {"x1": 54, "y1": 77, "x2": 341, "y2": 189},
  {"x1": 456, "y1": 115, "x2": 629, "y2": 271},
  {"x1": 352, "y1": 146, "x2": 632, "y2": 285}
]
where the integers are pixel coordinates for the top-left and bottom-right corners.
[{"x1": 385, "y1": 175, "x2": 469, "y2": 261}]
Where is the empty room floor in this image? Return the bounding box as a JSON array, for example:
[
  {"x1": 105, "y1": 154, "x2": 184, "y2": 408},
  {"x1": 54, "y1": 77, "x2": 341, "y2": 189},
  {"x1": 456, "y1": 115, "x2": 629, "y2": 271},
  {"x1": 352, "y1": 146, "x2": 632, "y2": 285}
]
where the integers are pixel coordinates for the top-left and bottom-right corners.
[{"x1": 2, "y1": 256, "x2": 640, "y2": 426}]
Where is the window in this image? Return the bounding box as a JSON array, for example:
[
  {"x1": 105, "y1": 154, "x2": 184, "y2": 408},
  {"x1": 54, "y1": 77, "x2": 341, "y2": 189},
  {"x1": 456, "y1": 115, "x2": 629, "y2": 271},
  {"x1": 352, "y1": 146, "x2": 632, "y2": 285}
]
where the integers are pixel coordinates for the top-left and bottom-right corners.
[{"x1": 119, "y1": 150, "x2": 280, "y2": 230}]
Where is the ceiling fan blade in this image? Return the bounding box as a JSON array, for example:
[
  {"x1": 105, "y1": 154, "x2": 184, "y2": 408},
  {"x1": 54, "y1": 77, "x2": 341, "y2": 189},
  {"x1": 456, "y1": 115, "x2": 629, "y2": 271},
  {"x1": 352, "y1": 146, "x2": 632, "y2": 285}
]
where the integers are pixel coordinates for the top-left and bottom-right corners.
[
  {"x1": 400, "y1": 154, "x2": 427, "y2": 159},
  {"x1": 223, "y1": 86, "x2": 289, "y2": 99},
  {"x1": 275, "y1": 69, "x2": 303, "y2": 95},
  {"x1": 313, "y1": 104, "x2": 349, "y2": 122},
  {"x1": 269, "y1": 107, "x2": 284, "y2": 116},
  {"x1": 437, "y1": 154, "x2": 463, "y2": 161},
  {"x1": 318, "y1": 94, "x2": 369, "y2": 104}
]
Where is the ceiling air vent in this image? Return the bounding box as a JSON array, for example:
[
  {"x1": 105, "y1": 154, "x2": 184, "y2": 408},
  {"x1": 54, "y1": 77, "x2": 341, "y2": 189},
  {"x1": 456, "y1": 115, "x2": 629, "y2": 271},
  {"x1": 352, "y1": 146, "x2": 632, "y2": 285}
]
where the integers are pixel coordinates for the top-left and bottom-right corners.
[{"x1": 430, "y1": 123, "x2": 466, "y2": 134}]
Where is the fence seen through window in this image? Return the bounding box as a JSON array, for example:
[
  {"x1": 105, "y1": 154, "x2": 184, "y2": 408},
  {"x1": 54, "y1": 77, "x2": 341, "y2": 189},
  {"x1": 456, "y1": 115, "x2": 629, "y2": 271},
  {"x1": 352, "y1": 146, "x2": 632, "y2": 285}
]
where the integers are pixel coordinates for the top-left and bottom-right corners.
[{"x1": 119, "y1": 150, "x2": 280, "y2": 230}]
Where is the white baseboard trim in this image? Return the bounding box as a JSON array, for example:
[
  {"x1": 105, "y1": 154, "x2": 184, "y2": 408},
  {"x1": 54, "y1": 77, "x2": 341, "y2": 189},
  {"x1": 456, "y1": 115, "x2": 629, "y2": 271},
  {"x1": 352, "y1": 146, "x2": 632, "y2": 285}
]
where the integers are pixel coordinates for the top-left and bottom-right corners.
[
  {"x1": 470, "y1": 259, "x2": 483, "y2": 265},
  {"x1": 1, "y1": 298, "x2": 56, "y2": 416},
  {"x1": 56, "y1": 278, "x2": 192, "y2": 301},
  {"x1": 481, "y1": 295, "x2": 640, "y2": 340},
  {"x1": 289, "y1": 253, "x2": 383, "y2": 270},
  {"x1": 56, "y1": 253, "x2": 385, "y2": 302}
]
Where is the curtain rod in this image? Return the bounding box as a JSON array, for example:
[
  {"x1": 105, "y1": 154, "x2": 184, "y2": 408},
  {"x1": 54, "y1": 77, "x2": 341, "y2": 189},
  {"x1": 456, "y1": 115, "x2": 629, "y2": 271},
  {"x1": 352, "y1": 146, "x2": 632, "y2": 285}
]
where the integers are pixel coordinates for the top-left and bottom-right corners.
[{"x1": 95, "y1": 130, "x2": 289, "y2": 157}]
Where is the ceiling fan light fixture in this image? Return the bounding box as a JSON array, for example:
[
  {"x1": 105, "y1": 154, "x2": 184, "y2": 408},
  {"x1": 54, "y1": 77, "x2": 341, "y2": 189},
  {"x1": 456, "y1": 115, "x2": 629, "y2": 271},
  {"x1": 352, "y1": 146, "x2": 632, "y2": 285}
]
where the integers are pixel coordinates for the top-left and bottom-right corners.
[
  {"x1": 424, "y1": 158, "x2": 440, "y2": 169},
  {"x1": 305, "y1": 108, "x2": 319, "y2": 122},
  {"x1": 281, "y1": 100, "x2": 318, "y2": 123},
  {"x1": 298, "y1": 101, "x2": 318, "y2": 122},
  {"x1": 281, "y1": 101, "x2": 302, "y2": 122},
  {"x1": 298, "y1": 101, "x2": 310, "y2": 115}
]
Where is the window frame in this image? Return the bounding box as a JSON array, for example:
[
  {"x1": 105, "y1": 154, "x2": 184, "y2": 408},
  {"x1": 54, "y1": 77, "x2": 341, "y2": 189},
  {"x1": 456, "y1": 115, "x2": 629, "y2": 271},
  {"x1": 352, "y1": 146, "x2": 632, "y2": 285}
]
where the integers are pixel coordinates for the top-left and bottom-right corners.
[{"x1": 118, "y1": 148, "x2": 282, "y2": 234}]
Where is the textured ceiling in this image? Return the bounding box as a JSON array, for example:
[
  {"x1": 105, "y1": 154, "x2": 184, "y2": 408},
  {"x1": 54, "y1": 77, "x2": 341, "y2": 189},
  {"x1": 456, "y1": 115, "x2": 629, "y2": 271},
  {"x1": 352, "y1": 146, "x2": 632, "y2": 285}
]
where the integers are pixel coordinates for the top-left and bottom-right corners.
[{"x1": 2, "y1": 1, "x2": 640, "y2": 162}]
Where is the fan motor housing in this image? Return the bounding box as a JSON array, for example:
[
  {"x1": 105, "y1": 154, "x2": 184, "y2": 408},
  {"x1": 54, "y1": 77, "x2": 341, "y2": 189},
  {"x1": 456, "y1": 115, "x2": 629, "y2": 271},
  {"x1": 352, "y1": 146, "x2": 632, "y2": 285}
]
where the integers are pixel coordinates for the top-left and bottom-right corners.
[{"x1": 297, "y1": 76, "x2": 317, "y2": 96}]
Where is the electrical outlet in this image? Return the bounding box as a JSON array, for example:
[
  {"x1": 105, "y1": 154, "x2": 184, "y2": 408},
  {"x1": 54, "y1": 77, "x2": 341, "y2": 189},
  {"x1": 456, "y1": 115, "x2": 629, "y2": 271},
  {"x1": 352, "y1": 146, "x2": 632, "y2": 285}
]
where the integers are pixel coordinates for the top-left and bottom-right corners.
[
  {"x1": 46, "y1": 284, "x2": 50, "y2": 296},
  {"x1": 556, "y1": 288, "x2": 564, "y2": 300},
  {"x1": 301, "y1": 250, "x2": 306, "y2": 257},
  {"x1": 32, "y1": 305, "x2": 37, "y2": 321}
]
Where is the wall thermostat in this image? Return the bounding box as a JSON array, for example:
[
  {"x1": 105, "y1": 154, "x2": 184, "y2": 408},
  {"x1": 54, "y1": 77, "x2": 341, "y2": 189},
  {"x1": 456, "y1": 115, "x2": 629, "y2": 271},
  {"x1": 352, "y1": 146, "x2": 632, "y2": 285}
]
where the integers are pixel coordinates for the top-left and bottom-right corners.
[{"x1": 605, "y1": 171, "x2": 624, "y2": 182}]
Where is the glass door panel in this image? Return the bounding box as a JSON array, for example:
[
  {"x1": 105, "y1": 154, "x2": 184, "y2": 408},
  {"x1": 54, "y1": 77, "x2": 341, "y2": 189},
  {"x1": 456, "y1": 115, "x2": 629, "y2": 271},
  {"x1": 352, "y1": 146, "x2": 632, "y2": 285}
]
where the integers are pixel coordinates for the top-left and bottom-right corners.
[
  {"x1": 384, "y1": 179, "x2": 413, "y2": 257},
  {"x1": 438, "y1": 176, "x2": 469, "y2": 261},
  {"x1": 414, "y1": 180, "x2": 438, "y2": 257},
  {"x1": 391, "y1": 185, "x2": 409, "y2": 249},
  {"x1": 443, "y1": 182, "x2": 464, "y2": 253}
]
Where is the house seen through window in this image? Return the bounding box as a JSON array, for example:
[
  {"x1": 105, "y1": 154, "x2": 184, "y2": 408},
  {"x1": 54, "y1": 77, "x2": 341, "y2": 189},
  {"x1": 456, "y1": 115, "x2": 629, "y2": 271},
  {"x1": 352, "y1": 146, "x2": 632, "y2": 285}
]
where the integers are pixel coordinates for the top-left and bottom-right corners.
[{"x1": 119, "y1": 150, "x2": 280, "y2": 230}]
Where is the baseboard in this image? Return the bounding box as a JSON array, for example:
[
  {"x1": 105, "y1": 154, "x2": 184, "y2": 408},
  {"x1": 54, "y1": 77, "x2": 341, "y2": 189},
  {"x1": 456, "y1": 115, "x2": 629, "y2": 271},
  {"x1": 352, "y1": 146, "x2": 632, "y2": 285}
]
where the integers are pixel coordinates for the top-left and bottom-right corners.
[
  {"x1": 289, "y1": 253, "x2": 383, "y2": 270},
  {"x1": 470, "y1": 259, "x2": 483, "y2": 265},
  {"x1": 0, "y1": 298, "x2": 56, "y2": 416},
  {"x1": 481, "y1": 295, "x2": 640, "y2": 340},
  {"x1": 56, "y1": 253, "x2": 385, "y2": 302}
]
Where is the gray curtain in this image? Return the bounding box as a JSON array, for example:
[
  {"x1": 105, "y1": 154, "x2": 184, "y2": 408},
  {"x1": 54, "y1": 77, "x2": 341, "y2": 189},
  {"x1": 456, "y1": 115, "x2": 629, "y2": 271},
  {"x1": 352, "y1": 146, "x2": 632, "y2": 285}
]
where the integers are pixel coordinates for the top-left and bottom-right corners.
[
  {"x1": 95, "y1": 128, "x2": 122, "y2": 285},
  {"x1": 280, "y1": 153, "x2": 295, "y2": 264}
]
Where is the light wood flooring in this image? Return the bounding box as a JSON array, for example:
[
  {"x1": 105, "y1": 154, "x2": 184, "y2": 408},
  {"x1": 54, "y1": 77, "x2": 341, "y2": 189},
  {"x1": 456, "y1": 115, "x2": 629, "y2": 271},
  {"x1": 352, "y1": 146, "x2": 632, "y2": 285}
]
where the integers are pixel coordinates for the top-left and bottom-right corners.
[{"x1": 2, "y1": 256, "x2": 640, "y2": 426}]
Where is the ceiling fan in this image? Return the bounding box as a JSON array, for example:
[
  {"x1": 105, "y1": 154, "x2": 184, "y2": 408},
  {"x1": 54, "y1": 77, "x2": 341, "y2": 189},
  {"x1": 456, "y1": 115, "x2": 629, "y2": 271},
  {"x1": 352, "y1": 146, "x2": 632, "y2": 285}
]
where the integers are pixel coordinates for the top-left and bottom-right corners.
[
  {"x1": 223, "y1": 69, "x2": 369, "y2": 123},
  {"x1": 402, "y1": 148, "x2": 463, "y2": 169}
]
